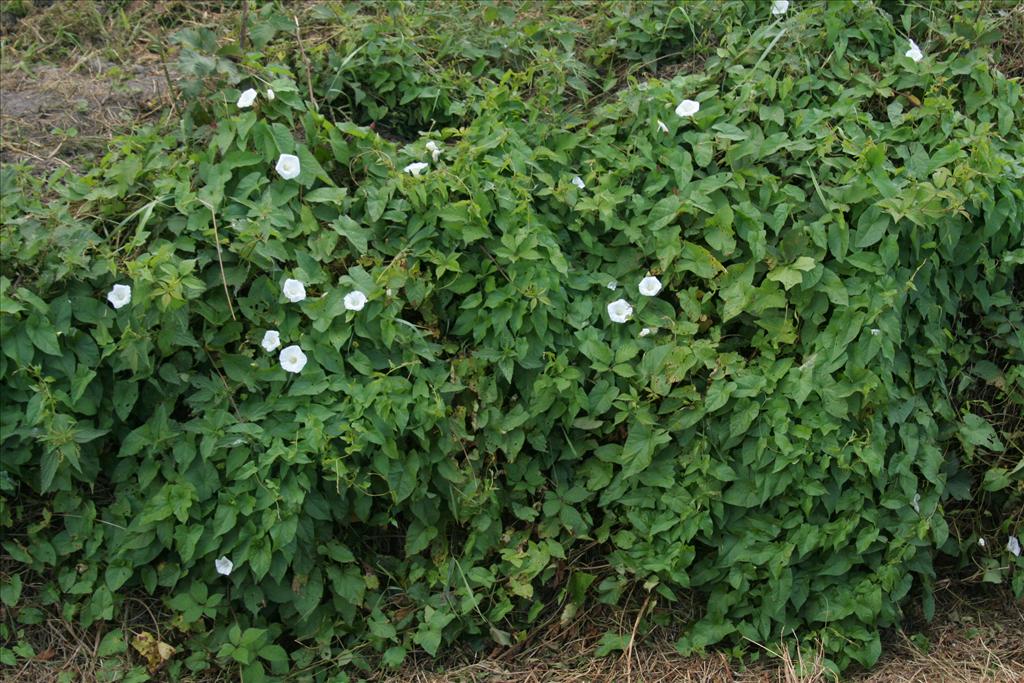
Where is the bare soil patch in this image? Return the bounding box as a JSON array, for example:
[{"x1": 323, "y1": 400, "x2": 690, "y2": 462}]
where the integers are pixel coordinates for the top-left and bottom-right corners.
[{"x1": 0, "y1": 55, "x2": 172, "y2": 173}]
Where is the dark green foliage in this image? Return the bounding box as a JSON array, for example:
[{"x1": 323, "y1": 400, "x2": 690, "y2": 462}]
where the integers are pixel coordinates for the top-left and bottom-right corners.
[{"x1": 1, "y1": 1, "x2": 1021, "y2": 680}]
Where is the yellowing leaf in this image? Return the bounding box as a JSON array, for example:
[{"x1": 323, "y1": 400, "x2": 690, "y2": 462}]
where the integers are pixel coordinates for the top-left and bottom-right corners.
[{"x1": 131, "y1": 632, "x2": 175, "y2": 673}]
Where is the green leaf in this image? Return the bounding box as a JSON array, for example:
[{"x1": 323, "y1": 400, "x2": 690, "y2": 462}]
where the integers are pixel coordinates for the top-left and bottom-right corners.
[
  {"x1": 0, "y1": 575, "x2": 21, "y2": 607},
  {"x1": 295, "y1": 569, "x2": 324, "y2": 618},
  {"x1": 620, "y1": 423, "x2": 671, "y2": 479},
  {"x1": 25, "y1": 316, "x2": 61, "y2": 356},
  {"x1": 767, "y1": 257, "x2": 815, "y2": 290},
  {"x1": 105, "y1": 564, "x2": 133, "y2": 591},
  {"x1": 304, "y1": 187, "x2": 347, "y2": 204},
  {"x1": 647, "y1": 196, "x2": 682, "y2": 231},
  {"x1": 595, "y1": 631, "x2": 629, "y2": 657},
  {"x1": 97, "y1": 629, "x2": 127, "y2": 657},
  {"x1": 40, "y1": 451, "x2": 60, "y2": 492}
]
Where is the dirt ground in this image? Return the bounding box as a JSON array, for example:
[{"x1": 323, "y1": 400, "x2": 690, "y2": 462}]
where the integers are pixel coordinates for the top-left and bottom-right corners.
[{"x1": 0, "y1": 56, "x2": 172, "y2": 173}]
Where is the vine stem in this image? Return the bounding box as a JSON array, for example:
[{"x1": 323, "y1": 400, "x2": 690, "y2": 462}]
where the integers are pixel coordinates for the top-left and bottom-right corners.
[{"x1": 198, "y1": 199, "x2": 237, "y2": 321}]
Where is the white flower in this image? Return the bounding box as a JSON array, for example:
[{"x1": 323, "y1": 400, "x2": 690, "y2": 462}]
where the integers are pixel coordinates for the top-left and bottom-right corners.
[
  {"x1": 639, "y1": 327, "x2": 653, "y2": 337},
  {"x1": 282, "y1": 278, "x2": 306, "y2": 303},
  {"x1": 404, "y1": 162, "x2": 429, "y2": 176},
  {"x1": 675, "y1": 99, "x2": 700, "y2": 118},
  {"x1": 870, "y1": 328, "x2": 881, "y2": 336},
  {"x1": 657, "y1": 120, "x2": 669, "y2": 133},
  {"x1": 1009, "y1": 536, "x2": 1022, "y2": 557},
  {"x1": 607, "y1": 280, "x2": 618, "y2": 291},
  {"x1": 978, "y1": 538, "x2": 986, "y2": 548},
  {"x1": 571, "y1": 176, "x2": 586, "y2": 189},
  {"x1": 215, "y1": 556, "x2": 233, "y2": 576},
  {"x1": 426, "y1": 140, "x2": 442, "y2": 162},
  {"x1": 906, "y1": 39, "x2": 923, "y2": 62},
  {"x1": 279, "y1": 345, "x2": 307, "y2": 374},
  {"x1": 386, "y1": 287, "x2": 394, "y2": 297},
  {"x1": 911, "y1": 493, "x2": 921, "y2": 513},
  {"x1": 638, "y1": 275, "x2": 663, "y2": 297},
  {"x1": 266, "y1": 88, "x2": 275, "y2": 101},
  {"x1": 275, "y1": 153, "x2": 301, "y2": 180},
  {"x1": 607, "y1": 299, "x2": 633, "y2": 324},
  {"x1": 261, "y1": 330, "x2": 281, "y2": 352},
  {"x1": 344, "y1": 290, "x2": 367, "y2": 311},
  {"x1": 106, "y1": 284, "x2": 132, "y2": 309},
  {"x1": 237, "y1": 88, "x2": 257, "y2": 108},
  {"x1": 771, "y1": 0, "x2": 789, "y2": 15}
]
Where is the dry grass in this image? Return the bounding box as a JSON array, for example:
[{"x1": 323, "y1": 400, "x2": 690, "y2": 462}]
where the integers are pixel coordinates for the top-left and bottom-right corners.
[
  {"x1": 3, "y1": 584, "x2": 1020, "y2": 682},
  {"x1": 374, "y1": 586, "x2": 1024, "y2": 683},
  {"x1": 0, "y1": 0, "x2": 242, "y2": 173},
  {"x1": 994, "y1": 3, "x2": 1024, "y2": 78},
  {"x1": 0, "y1": 56, "x2": 172, "y2": 173}
]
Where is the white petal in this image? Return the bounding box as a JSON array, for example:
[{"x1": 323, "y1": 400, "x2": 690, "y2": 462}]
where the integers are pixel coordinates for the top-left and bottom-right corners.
[
  {"x1": 215, "y1": 556, "x2": 233, "y2": 575},
  {"x1": 344, "y1": 290, "x2": 367, "y2": 311},
  {"x1": 638, "y1": 276, "x2": 663, "y2": 297},
  {"x1": 261, "y1": 330, "x2": 281, "y2": 352},
  {"x1": 607, "y1": 299, "x2": 633, "y2": 323},
  {"x1": 237, "y1": 88, "x2": 257, "y2": 108},
  {"x1": 639, "y1": 327, "x2": 653, "y2": 337},
  {"x1": 282, "y1": 278, "x2": 306, "y2": 303},
  {"x1": 266, "y1": 88, "x2": 275, "y2": 101},
  {"x1": 279, "y1": 345, "x2": 307, "y2": 374},
  {"x1": 905, "y1": 40, "x2": 923, "y2": 62},
  {"x1": 657, "y1": 120, "x2": 669, "y2": 133},
  {"x1": 425, "y1": 141, "x2": 443, "y2": 163},
  {"x1": 1009, "y1": 536, "x2": 1021, "y2": 557},
  {"x1": 606, "y1": 280, "x2": 618, "y2": 291},
  {"x1": 107, "y1": 284, "x2": 132, "y2": 309},
  {"x1": 771, "y1": 0, "x2": 789, "y2": 15},
  {"x1": 571, "y1": 176, "x2": 586, "y2": 189},
  {"x1": 675, "y1": 99, "x2": 700, "y2": 117},
  {"x1": 275, "y1": 153, "x2": 301, "y2": 180},
  {"x1": 403, "y1": 162, "x2": 429, "y2": 176}
]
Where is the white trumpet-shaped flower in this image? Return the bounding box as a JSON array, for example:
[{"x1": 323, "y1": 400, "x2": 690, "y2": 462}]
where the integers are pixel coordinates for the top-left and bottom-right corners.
[
  {"x1": 266, "y1": 88, "x2": 275, "y2": 101},
  {"x1": 638, "y1": 275, "x2": 663, "y2": 297},
  {"x1": 426, "y1": 140, "x2": 442, "y2": 163},
  {"x1": 282, "y1": 278, "x2": 306, "y2": 303},
  {"x1": 107, "y1": 284, "x2": 132, "y2": 309},
  {"x1": 657, "y1": 120, "x2": 669, "y2": 133},
  {"x1": 215, "y1": 556, "x2": 234, "y2": 576},
  {"x1": 571, "y1": 176, "x2": 586, "y2": 189},
  {"x1": 275, "y1": 153, "x2": 300, "y2": 180},
  {"x1": 771, "y1": 0, "x2": 789, "y2": 16},
  {"x1": 675, "y1": 99, "x2": 700, "y2": 117},
  {"x1": 279, "y1": 345, "x2": 307, "y2": 374},
  {"x1": 1009, "y1": 536, "x2": 1021, "y2": 557},
  {"x1": 261, "y1": 330, "x2": 281, "y2": 352},
  {"x1": 906, "y1": 39, "x2": 923, "y2": 62},
  {"x1": 237, "y1": 88, "x2": 257, "y2": 108},
  {"x1": 607, "y1": 299, "x2": 633, "y2": 323},
  {"x1": 404, "y1": 162, "x2": 429, "y2": 176},
  {"x1": 639, "y1": 327, "x2": 653, "y2": 337},
  {"x1": 344, "y1": 290, "x2": 367, "y2": 311}
]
